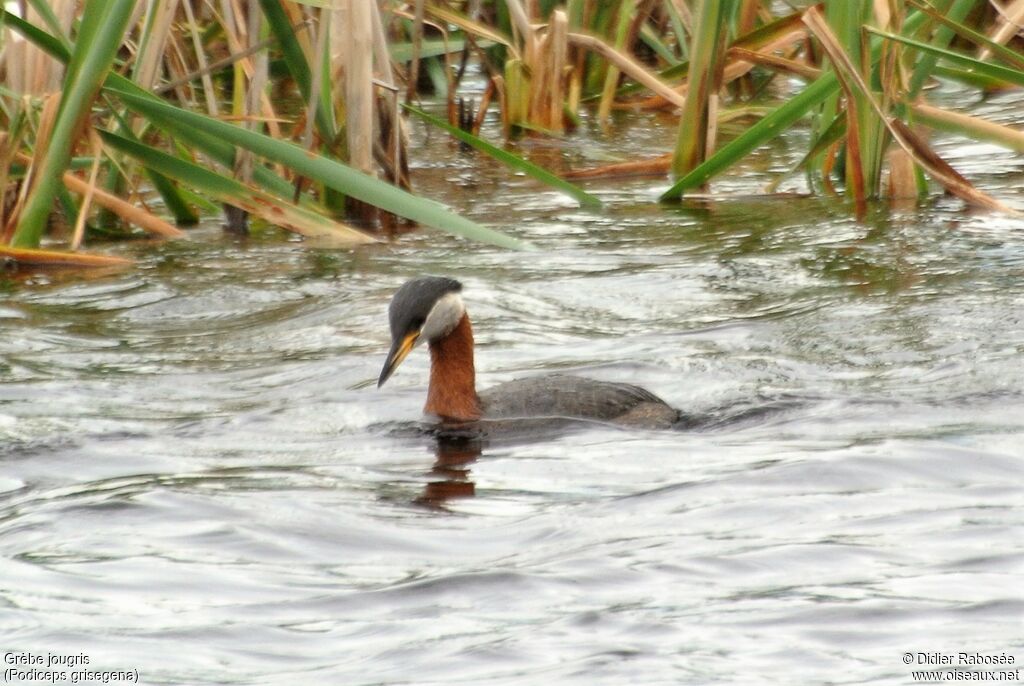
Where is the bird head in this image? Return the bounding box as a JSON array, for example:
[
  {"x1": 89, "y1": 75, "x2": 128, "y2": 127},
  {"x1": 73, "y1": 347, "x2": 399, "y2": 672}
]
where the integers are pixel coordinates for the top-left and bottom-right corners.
[{"x1": 378, "y1": 276, "x2": 466, "y2": 387}]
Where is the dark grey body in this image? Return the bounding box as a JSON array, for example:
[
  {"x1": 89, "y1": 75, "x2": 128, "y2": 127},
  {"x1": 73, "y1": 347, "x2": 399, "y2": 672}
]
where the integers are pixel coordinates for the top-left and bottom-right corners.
[{"x1": 478, "y1": 374, "x2": 679, "y2": 429}]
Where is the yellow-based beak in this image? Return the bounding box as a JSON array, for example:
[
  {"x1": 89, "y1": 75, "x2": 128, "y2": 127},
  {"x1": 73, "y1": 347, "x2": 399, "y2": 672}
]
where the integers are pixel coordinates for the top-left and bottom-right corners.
[{"x1": 378, "y1": 330, "x2": 420, "y2": 387}]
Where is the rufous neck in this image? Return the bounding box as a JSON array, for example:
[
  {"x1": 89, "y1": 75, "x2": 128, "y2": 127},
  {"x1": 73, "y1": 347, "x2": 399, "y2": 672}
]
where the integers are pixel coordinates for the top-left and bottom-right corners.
[{"x1": 425, "y1": 313, "x2": 481, "y2": 422}]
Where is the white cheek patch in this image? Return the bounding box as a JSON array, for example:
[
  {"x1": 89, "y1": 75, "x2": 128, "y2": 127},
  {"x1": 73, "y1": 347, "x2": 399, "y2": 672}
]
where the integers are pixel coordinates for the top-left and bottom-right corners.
[{"x1": 420, "y1": 292, "x2": 465, "y2": 342}]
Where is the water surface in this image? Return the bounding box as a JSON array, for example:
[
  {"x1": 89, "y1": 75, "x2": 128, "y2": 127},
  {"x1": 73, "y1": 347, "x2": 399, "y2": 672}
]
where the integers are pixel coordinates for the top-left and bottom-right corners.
[{"x1": 2, "y1": 84, "x2": 1023, "y2": 684}]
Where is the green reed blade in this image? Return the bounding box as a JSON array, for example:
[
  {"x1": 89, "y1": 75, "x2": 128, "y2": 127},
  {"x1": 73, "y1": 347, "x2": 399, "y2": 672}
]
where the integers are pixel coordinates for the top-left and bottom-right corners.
[
  {"x1": 908, "y1": 0, "x2": 979, "y2": 97},
  {"x1": 389, "y1": 38, "x2": 492, "y2": 62},
  {"x1": 670, "y1": 0, "x2": 736, "y2": 182},
  {"x1": 908, "y1": 0, "x2": 1024, "y2": 72},
  {"x1": 912, "y1": 103, "x2": 1024, "y2": 153},
  {"x1": 10, "y1": 0, "x2": 135, "y2": 248},
  {"x1": 257, "y1": 0, "x2": 336, "y2": 141},
  {"x1": 99, "y1": 129, "x2": 376, "y2": 243},
  {"x1": 866, "y1": 27, "x2": 1024, "y2": 88},
  {"x1": 403, "y1": 104, "x2": 601, "y2": 209},
  {"x1": 6, "y1": 7, "x2": 196, "y2": 226},
  {"x1": 107, "y1": 86, "x2": 528, "y2": 250},
  {"x1": 7, "y1": 7, "x2": 299, "y2": 199},
  {"x1": 661, "y1": 72, "x2": 840, "y2": 200},
  {"x1": 662, "y1": 7, "x2": 931, "y2": 200}
]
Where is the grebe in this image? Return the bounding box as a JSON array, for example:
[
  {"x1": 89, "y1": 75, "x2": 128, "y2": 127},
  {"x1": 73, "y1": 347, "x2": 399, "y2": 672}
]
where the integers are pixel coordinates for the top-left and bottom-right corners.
[{"x1": 377, "y1": 276, "x2": 680, "y2": 429}]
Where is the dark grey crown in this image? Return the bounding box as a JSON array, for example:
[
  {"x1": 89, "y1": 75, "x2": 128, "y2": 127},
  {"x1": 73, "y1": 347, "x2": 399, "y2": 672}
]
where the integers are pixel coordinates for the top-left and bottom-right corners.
[{"x1": 388, "y1": 276, "x2": 463, "y2": 338}]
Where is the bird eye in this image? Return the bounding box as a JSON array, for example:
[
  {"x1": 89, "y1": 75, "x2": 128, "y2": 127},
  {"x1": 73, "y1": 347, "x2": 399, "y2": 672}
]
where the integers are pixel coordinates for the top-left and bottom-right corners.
[{"x1": 411, "y1": 317, "x2": 425, "y2": 330}]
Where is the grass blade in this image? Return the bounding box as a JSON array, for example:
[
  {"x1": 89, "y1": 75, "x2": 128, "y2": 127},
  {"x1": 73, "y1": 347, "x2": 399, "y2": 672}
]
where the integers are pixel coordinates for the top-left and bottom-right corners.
[
  {"x1": 888, "y1": 117, "x2": 1019, "y2": 214},
  {"x1": 907, "y1": 0, "x2": 1024, "y2": 71},
  {"x1": 107, "y1": 86, "x2": 529, "y2": 250},
  {"x1": 403, "y1": 104, "x2": 602, "y2": 209},
  {"x1": 99, "y1": 130, "x2": 376, "y2": 244},
  {"x1": 423, "y1": 4, "x2": 516, "y2": 55},
  {"x1": 10, "y1": 0, "x2": 136, "y2": 247},
  {"x1": 257, "y1": 0, "x2": 336, "y2": 141},
  {"x1": 597, "y1": 0, "x2": 636, "y2": 126},
  {"x1": 661, "y1": 5, "x2": 934, "y2": 200},
  {"x1": 57, "y1": 162, "x2": 186, "y2": 239},
  {"x1": 670, "y1": 0, "x2": 736, "y2": 182},
  {"x1": 806, "y1": 8, "x2": 1018, "y2": 214},
  {"x1": 912, "y1": 102, "x2": 1024, "y2": 153},
  {"x1": 865, "y1": 27, "x2": 1024, "y2": 88},
  {"x1": 3, "y1": 7, "x2": 198, "y2": 226},
  {"x1": 390, "y1": 38, "x2": 492, "y2": 62},
  {"x1": 1, "y1": 9, "x2": 302, "y2": 202},
  {"x1": 907, "y1": 0, "x2": 979, "y2": 96},
  {"x1": 661, "y1": 71, "x2": 839, "y2": 200},
  {"x1": 568, "y1": 32, "x2": 685, "y2": 108},
  {"x1": 805, "y1": 5, "x2": 869, "y2": 205},
  {"x1": 0, "y1": 245, "x2": 133, "y2": 267}
]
